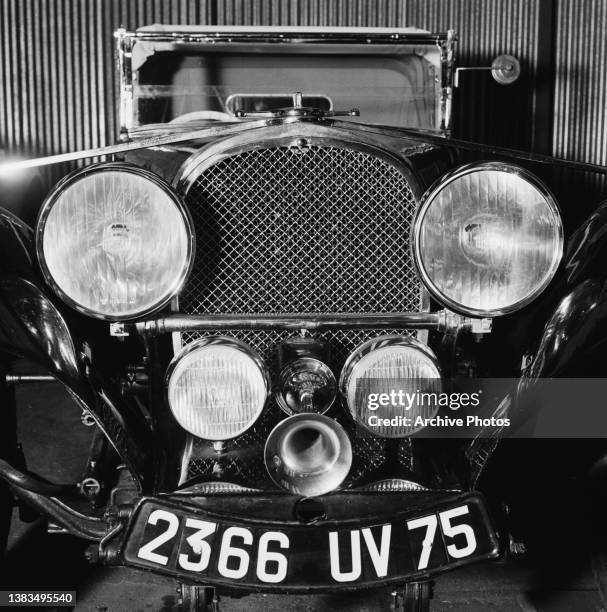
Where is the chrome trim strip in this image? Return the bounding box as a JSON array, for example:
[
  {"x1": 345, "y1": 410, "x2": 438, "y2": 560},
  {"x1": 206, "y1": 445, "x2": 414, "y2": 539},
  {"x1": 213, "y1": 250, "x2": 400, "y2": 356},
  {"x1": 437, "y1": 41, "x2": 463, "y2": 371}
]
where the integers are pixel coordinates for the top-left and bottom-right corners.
[
  {"x1": 0, "y1": 119, "x2": 274, "y2": 173},
  {"x1": 115, "y1": 28, "x2": 133, "y2": 135},
  {"x1": 123, "y1": 27, "x2": 452, "y2": 44},
  {"x1": 353, "y1": 479, "x2": 428, "y2": 492},
  {"x1": 167, "y1": 481, "x2": 263, "y2": 496}
]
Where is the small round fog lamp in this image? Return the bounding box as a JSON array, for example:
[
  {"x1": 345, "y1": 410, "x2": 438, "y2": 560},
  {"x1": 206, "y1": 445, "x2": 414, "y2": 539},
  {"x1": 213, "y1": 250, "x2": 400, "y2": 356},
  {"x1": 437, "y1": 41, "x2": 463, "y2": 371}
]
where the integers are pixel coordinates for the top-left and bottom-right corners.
[
  {"x1": 340, "y1": 335, "x2": 441, "y2": 438},
  {"x1": 166, "y1": 337, "x2": 270, "y2": 441}
]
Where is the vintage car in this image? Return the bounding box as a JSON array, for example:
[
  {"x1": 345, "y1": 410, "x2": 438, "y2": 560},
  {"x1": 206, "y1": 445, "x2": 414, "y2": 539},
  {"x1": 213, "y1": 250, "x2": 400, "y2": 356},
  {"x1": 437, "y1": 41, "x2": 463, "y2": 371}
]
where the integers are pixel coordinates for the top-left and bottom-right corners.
[{"x1": 1, "y1": 25, "x2": 607, "y2": 610}]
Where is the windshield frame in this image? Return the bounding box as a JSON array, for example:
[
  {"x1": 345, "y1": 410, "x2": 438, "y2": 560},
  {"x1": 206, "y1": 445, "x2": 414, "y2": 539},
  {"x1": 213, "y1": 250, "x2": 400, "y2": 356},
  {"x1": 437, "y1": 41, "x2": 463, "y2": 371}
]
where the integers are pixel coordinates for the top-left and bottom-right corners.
[{"x1": 115, "y1": 26, "x2": 456, "y2": 138}]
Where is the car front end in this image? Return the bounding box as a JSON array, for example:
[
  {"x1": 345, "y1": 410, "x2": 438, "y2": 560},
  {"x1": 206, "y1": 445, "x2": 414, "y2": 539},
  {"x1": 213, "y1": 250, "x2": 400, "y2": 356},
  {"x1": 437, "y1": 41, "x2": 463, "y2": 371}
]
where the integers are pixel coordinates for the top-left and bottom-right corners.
[{"x1": 2, "y1": 25, "x2": 601, "y2": 609}]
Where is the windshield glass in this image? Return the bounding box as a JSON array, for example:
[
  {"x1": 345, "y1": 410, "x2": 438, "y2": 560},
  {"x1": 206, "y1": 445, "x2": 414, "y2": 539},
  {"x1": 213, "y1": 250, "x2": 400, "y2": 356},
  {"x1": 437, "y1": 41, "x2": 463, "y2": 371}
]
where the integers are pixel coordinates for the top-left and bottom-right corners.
[{"x1": 124, "y1": 30, "x2": 451, "y2": 132}]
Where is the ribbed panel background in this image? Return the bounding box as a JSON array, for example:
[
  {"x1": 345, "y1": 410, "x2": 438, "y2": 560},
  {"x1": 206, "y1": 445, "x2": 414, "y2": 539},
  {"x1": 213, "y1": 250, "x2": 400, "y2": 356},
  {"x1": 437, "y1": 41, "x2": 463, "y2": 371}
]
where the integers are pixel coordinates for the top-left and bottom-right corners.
[
  {"x1": 553, "y1": 1, "x2": 607, "y2": 165},
  {"x1": 0, "y1": 0, "x2": 605, "y2": 204},
  {"x1": 0, "y1": 0, "x2": 212, "y2": 159},
  {"x1": 550, "y1": 1, "x2": 607, "y2": 210},
  {"x1": 216, "y1": 0, "x2": 546, "y2": 150}
]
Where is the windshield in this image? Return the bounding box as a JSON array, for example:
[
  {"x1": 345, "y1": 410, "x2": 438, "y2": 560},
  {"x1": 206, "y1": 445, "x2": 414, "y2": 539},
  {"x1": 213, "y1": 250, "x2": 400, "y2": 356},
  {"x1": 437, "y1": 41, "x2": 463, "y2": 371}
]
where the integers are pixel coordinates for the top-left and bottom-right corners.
[{"x1": 120, "y1": 28, "x2": 452, "y2": 133}]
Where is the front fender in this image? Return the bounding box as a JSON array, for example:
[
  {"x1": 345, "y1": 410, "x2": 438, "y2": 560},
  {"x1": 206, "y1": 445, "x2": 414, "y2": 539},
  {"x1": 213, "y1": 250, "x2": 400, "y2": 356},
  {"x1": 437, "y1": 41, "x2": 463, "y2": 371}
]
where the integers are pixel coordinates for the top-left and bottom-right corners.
[
  {"x1": 468, "y1": 202, "x2": 607, "y2": 484},
  {"x1": 0, "y1": 274, "x2": 81, "y2": 381},
  {"x1": 522, "y1": 198, "x2": 607, "y2": 381},
  {"x1": 467, "y1": 277, "x2": 607, "y2": 488},
  {"x1": 562, "y1": 199, "x2": 607, "y2": 289},
  {"x1": 524, "y1": 278, "x2": 607, "y2": 380}
]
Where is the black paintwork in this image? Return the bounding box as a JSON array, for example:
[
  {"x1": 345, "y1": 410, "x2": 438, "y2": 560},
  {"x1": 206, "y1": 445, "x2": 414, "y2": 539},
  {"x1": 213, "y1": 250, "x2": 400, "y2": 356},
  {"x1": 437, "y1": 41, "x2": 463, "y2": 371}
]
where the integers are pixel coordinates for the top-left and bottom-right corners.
[{"x1": 1, "y1": 119, "x2": 607, "y2": 514}]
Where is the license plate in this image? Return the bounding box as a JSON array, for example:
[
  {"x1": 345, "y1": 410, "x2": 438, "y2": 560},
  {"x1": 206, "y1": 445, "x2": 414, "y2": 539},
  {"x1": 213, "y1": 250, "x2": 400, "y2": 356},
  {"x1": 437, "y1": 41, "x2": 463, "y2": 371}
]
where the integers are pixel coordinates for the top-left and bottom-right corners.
[{"x1": 123, "y1": 493, "x2": 499, "y2": 590}]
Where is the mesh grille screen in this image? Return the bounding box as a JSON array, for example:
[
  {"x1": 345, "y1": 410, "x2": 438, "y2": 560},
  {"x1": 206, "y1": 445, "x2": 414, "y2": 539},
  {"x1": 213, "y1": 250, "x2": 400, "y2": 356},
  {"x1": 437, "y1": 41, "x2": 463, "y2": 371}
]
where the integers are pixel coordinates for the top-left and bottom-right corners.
[
  {"x1": 181, "y1": 143, "x2": 422, "y2": 361},
  {"x1": 180, "y1": 141, "x2": 422, "y2": 483}
]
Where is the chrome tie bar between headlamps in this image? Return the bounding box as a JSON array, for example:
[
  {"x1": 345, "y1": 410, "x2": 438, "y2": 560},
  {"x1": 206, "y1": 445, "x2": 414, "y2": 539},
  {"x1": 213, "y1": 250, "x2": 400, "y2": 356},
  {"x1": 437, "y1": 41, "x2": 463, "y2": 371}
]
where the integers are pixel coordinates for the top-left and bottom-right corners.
[{"x1": 132, "y1": 310, "x2": 492, "y2": 336}]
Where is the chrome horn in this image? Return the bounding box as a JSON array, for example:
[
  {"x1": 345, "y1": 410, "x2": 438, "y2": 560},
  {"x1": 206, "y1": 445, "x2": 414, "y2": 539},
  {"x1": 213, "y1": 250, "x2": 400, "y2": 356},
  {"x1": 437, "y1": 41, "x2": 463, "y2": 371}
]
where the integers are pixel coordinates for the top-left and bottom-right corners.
[{"x1": 264, "y1": 413, "x2": 352, "y2": 496}]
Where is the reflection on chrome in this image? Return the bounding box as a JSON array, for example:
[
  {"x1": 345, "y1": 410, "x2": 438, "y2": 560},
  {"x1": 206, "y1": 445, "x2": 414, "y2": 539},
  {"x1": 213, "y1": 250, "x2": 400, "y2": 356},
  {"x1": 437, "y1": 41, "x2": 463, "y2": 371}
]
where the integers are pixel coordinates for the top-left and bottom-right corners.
[{"x1": 265, "y1": 413, "x2": 352, "y2": 496}]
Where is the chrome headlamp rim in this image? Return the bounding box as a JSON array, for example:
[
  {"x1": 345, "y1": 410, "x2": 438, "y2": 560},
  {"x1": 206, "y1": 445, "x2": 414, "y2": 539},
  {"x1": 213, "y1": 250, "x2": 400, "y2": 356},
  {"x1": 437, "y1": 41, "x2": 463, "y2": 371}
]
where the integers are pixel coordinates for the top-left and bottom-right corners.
[
  {"x1": 165, "y1": 335, "x2": 271, "y2": 441},
  {"x1": 35, "y1": 161, "x2": 196, "y2": 322},
  {"x1": 338, "y1": 334, "x2": 441, "y2": 398},
  {"x1": 410, "y1": 161, "x2": 564, "y2": 318}
]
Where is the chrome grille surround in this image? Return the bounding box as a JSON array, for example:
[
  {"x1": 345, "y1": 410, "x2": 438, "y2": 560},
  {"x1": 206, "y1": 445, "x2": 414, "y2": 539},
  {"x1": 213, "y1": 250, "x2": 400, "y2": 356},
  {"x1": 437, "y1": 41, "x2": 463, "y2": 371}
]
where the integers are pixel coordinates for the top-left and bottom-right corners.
[{"x1": 174, "y1": 122, "x2": 426, "y2": 485}]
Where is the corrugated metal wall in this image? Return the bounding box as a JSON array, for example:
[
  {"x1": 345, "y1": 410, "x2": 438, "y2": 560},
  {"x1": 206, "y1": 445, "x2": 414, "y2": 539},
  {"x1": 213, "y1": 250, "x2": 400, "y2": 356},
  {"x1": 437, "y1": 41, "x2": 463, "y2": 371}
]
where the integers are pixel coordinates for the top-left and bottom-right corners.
[
  {"x1": 0, "y1": 0, "x2": 605, "y2": 207},
  {"x1": 553, "y1": 0, "x2": 606, "y2": 165},
  {"x1": 550, "y1": 0, "x2": 607, "y2": 210},
  {"x1": 0, "y1": 0, "x2": 213, "y2": 157}
]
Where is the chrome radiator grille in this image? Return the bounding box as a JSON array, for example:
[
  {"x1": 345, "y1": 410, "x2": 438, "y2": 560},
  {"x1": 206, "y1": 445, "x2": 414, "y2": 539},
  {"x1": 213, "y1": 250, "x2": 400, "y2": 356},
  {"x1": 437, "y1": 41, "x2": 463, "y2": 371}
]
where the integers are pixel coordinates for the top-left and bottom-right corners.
[
  {"x1": 180, "y1": 139, "x2": 422, "y2": 484},
  {"x1": 180, "y1": 142, "x2": 422, "y2": 364}
]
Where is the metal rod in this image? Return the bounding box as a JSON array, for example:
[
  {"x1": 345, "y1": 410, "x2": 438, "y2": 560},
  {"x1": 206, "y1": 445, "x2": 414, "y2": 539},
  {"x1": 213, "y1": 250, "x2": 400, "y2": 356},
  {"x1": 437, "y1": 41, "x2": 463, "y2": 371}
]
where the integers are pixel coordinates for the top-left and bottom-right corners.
[
  {"x1": 6, "y1": 374, "x2": 56, "y2": 384},
  {"x1": 0, "y1": 459, "x2": 106, "y2": 540},
  {"x1": 0, "y1": 458, "x2": 78, "y2": 497},
  {"x1": 135, "y1": 311, "x2": 455, "y2": 336},
  {"x1": 454, "y1": 66, "x2": 493, "y2": 88},
  {"x1": 15, "y1": 489, "x2": 106, "y2": 541}
]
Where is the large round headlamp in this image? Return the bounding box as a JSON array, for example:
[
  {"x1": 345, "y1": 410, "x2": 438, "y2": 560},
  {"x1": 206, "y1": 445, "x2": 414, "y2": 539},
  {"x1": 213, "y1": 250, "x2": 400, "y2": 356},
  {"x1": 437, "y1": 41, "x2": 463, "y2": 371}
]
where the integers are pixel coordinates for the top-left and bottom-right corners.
[
  {"x1": 35, "y1": 163, "x2": 194, "y2": 320},
  {"x1": 340, "y1": 335, "x2": 441, "y2": 438},
  {"x1": 166, "y1": 337, "x2": 270, "y2": 441},
  {"x1": 412, "y1": 163, "x2": 563, "y2": 316}
]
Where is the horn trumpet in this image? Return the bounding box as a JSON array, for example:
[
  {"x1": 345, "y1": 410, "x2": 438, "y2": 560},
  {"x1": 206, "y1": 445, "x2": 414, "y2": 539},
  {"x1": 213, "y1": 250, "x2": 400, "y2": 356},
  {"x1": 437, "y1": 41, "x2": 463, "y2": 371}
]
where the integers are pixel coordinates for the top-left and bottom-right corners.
[{"x1": 264, "y1": 413, "x2": 352, "y2": 496}]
